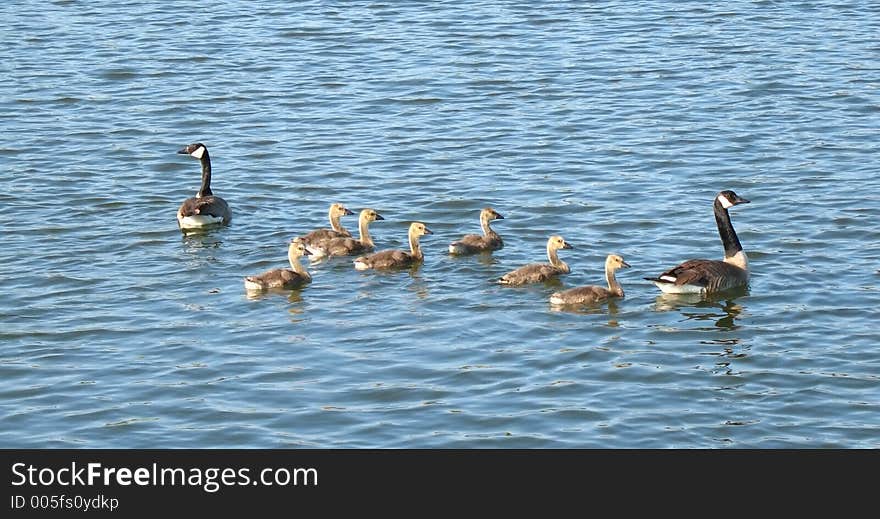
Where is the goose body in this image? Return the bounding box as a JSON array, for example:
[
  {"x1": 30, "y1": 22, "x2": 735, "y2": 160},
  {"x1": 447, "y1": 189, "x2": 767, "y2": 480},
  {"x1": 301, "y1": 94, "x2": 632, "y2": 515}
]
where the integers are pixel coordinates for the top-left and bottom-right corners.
[
  {"x1": 498, "y1": 235, "x2": 573, "y2": 285},
  {"x1": 176, "y1": 143, "x2": 232, "y2": 231},
  {"x1": 550, "y1": 254, "x2": 630, "y2": 305},
  {"x1": 299, "y1": 203, "x2": 354, "y2": 252},
  {"x1": 354, "y1": 222, "x2": 432, "y2": 270},
  {"x1": 448, "y1": 207, "x2": 504, "y2": 255},
  {"x1": 244, "y1": 239, "x2": 312, "y2": 291},
  {"x1": 646, "y1": 190, "x2": 750, "y2": 294},
  {"x1": 310, "y1": 208, "x2": 384, "y2": 258}
]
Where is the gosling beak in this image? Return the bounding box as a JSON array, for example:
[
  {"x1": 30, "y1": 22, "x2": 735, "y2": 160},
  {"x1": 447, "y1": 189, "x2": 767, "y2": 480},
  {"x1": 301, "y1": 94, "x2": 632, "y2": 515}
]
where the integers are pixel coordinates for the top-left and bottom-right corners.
[
  {"x1": 423, "y1": 227, "x2": 434, "y2": 235},
  {"x1": 562, "y1": 242, "x2": 573, "y2": 250},
  {"x1": 621, "y1": 260, "x2": 631, "y2": 268},
  {"x1": 302, "y1": 247, "x2": 312, "y2": 256},
  {"x1": 343, "y1": 208, "x2": 355, "y2": 216},
  {"x1": 375, "y1": 214, "x2": 385, "y2": 221},
  {"x1": 495, "y1": 214, "x2": 505, "y2": 220}
]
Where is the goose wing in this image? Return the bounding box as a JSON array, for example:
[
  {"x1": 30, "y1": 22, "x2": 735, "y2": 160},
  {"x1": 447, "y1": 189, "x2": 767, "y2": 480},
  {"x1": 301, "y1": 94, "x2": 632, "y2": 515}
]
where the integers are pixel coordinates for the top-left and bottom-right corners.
[
  {"x1": 179, "y1": 195, "x2": 231, "y2": 222},
  {"x1": 648, "y1": 259, "x2": 747, "y2": 291},
  {"x1": 245, "y1": 268, "x2": 307, "y2": 289},
  {"x1": 356, "y1": 249, "x2": 414, "y2": 269},
  {"x1": 550, "y1": 285, "x2": 610, "y2": 305},
  {"x1": 499, "y1": 263, "x2": 562, "y2": 285}
]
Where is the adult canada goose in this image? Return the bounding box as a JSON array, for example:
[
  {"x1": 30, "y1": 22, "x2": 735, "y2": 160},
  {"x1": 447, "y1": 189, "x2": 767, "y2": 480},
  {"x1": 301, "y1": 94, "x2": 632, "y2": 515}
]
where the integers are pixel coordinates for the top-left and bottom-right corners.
[
  {"x1": 310, "y1": 208, "x2": 385, "y2": 259},
  {"x1": 299, "y1": 203, "x2": 355, "y2": 251},
  {"x1": 353, "y1": 222, "x2": 432, "y2": 270},
  {"x1": 176, "y1": 143, "x2": 232, "y2": 231},
  {"x1": 646, "y1": 190, "x2": 751, "y2": 294},
  {"x1": 498, "y1": 235, "x2": 573, "y2": 285},
  {"x1": 550, "y1": 254, "x2": 630, "y2": 305},
  {"x1": 244, "y1": 238, "x2": 312, "y2": 291},
  {"x1": 448, "y1": 207, "x2": 504, "y2": 255}
]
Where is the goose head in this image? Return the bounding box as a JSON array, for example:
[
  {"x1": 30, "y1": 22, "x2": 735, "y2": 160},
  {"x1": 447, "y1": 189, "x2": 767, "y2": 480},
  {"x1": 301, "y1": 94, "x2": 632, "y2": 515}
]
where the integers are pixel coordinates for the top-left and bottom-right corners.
[
  {"x1": 288, "y1": 238, "x2": 312, "y2": 258},
  {"x1": 178, "y1": 142, "x2": 208, "y2": 160},
  {"x1": 606, "y1": 254, "x2": 631, "y2": 271},
  {"x1": 716, "y1": 190, "x2": 750, "y2": 210},
  {"x1": 482, "y1": 207, "x2": 504, "y2": 221},
  {"x1": 330, "y1": 203, "x2": 355, "y2": 219},
  {"x1": 361, "y1": 208, "x2": 385, "y2": 223},
  {"x1": 409, "y1": 222, "x2": 433, "y2": 238},
  {"x1": 548, "y1": 235, "x2": 573, "y2": 252}
]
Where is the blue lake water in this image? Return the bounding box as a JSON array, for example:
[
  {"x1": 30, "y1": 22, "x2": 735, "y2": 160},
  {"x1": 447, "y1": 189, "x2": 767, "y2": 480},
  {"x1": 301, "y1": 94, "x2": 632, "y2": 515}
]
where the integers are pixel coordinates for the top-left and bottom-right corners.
[{"x1": 1, "y1": 1, "x2": 878, "y2": 447}]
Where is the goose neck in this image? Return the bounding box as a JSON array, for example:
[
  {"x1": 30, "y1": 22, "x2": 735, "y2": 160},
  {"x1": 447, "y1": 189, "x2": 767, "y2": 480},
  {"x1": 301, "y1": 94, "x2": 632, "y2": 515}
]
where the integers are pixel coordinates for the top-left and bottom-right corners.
[
  {"x1": 197, "y1": 150, "x2": 213, "y2": 197},
  {"x1": 358, "y1": 216, "x2": 374, "y2": 247},
  {"x1": 714, "y1": 199, "x2": 743, "y2": 259}
]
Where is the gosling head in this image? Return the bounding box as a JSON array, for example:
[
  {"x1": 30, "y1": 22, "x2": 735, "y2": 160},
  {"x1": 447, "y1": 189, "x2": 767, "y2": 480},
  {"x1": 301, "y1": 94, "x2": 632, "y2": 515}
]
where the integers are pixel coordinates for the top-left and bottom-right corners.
[
  {"x1": 410, "y1": 222, "x2": 433, "y2": 238},
  {"x1": 716, "y1": 190, "x2": 750, "y2": 210},
  {"x1": 330, "y1": 203, "x2": 355, "y2": 218},
  {"x1": 289, "y1": 238, "x2": 312, "y2": 258},
  {"x1": 178, "y1": 142, "x2": 208, "y2": 160},
  {"x1": 482, "y1": 207, "x2": 504, "y2": 221},
  {"x1": 548, "y1": 235, "x2": 573, "y2": 251},
  {"x1": 606, "y1": 254, "x2": 631, "y2": 271},
  {"x1": 361, "y1": 208, "x2": 385, "y2": 222}
]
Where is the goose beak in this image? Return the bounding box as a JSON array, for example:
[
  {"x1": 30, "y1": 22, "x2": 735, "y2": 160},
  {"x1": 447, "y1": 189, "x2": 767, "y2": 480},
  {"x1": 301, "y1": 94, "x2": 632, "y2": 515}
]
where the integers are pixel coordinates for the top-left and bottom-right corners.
[
  {"x1": 375, "y1": 214, "x2": 385, "y2": 221},
  {"x1": 562, "y1": 242, "x2": 573, "y2": 250},
  {"x1": 735, "y1": 196, "x2": 750, "y2": 205},
  {"x1": 177, "y1": 146, "x2": 189, "y2": 154},
  {"x1": 343, "y1": 208, "x2": 355, "y2": 216},
  {"x1": 495, "y1": 214, "x2": 505, "y2": 220},
  {"x1": 423, "y1": 227, "x2": 434, "y2": 235},
  {"x1": 621, "y1": 261, "x2": 631, "y2": 268}
]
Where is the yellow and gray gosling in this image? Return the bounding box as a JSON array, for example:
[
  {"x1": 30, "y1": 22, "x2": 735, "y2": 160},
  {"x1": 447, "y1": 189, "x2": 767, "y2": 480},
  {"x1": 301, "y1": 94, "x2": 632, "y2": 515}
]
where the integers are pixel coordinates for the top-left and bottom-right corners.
[
  {"x1": 176, "y1": 143, "x2": 232, "y2": 231},
  {"x1": 448, "y1": 207, "x2": 504, "y2": 255},
  {"x1": 309, "y1": 208, "x2": 385, "y2": 259},
  {"x1": 244, "y1": 238, "x2": 312, "y2": 291},
  {"x1": 550, "y1": 254, "x2": 630, "y2": 305},
  {"x1": 353, "y1": 222, "x2": 433, "y2": 270},
  {"x1": 498, "y1": 235, "x2": 573, "y2": 285},
  {"x1": 645, "y1": 190, "x2": 751, "y2": 294},
  {"x1": 299, "y1": 203, "x2": 355, "y2": 253}
]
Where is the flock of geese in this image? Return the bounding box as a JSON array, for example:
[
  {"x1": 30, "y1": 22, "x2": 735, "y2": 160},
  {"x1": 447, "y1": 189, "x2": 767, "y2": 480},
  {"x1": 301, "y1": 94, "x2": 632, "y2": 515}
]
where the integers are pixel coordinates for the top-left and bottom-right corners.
[{"x1": 177, "y1": 143, "x2": 752, "y2": 305}]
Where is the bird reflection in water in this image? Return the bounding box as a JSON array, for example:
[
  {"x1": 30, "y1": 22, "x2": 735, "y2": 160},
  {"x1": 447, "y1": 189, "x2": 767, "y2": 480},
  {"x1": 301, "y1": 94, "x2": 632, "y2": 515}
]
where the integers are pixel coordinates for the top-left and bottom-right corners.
[
  {"x1": 180, "y1": 232, "x2": 223, "y2": 267},
  {"x1": 549, "y1": 296, "x2": 621, "y2": 327},
  {"x1": 653, "y1": 286, "x2": 749, "y2": 331}
]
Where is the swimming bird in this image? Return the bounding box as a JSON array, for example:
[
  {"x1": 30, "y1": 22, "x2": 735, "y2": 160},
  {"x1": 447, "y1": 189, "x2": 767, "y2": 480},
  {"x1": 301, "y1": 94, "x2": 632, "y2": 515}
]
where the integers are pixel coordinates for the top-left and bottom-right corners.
[
  {"x1": 550, "y1": 254, "x2": 630, "y2": 305},
  {"x1": 498, "y1": 235, "x2": 573, "y2": 285},
  {"x1": 244, "y1": 238, "x2": 312, "y2": 291},
  {"x1": 353, "y1": 222, "x2": 432, "y2": 270},
  {"x1": 299, "y1": 203, "x2": 355, "y2": 252},
  {"x1": 309, "y1": 208, "x2": 385, "y2": 259},
  {"x1": 176, "y1": 143, "x2": 232, "y2": 231},
  {"x1": 645, "y1": 190, "x2": 751, "y2": 294},
  {"x1": 448, "y1": 207, "x2": 504, "y2": 255}
]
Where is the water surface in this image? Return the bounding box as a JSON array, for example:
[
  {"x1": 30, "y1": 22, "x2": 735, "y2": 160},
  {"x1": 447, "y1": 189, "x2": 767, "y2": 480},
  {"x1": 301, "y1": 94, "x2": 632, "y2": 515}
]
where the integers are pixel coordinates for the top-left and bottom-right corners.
[{"x1": 1, "y1": 1, "x2": 878, "y2": 447}]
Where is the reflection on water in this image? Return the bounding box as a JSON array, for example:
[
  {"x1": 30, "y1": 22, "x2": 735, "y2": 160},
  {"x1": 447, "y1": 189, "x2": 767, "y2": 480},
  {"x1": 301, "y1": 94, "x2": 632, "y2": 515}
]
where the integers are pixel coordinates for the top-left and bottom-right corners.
[
  {"x1": 653, "y1": 287, "x2": 749, "y2": 331},
  {"x1": 550, "y1": 297, "x2": 621, "y2": 326},
  {"x1": 181, "y1": 233, "x2": 224, "y2": 266}
]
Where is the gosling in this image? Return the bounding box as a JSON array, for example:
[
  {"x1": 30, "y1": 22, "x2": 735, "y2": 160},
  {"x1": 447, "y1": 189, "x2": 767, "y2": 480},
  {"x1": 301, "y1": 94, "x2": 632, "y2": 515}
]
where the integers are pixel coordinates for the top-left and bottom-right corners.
[
  {"x1": 310, "y1": 208, "x2": 385, "y2": 259},
  {"x1": 354, "y1": 222, "x2": 432, "y2": 270},
  {"x1": 299, "y1": 203, "x2": 355, "y2": 252},
  {"x1": 498, "y1": 235, "x2": 573, "y2": 285},
  {"x1": 244, "y1": 238, "x2": 312, "y2": 291},
  {"x1": 448, "y1": 207, "x2": 504, "y2": 255},
  {"x1": 550, "y1": 254, "x2": 630, "y2": 305}
]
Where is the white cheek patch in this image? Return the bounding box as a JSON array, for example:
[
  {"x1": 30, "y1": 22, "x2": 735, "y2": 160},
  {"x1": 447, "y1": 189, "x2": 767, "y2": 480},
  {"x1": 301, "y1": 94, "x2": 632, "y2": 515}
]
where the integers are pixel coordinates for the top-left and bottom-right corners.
[
  {"x1": 660, "y1": 275, "x2": 678, "y2": 282},
  {"x1": 190, "y1": 146, "x2": 206, "y2": 159},
  {"x1": 718, "y1": 194, "x2": 734, "y2": 209}
]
